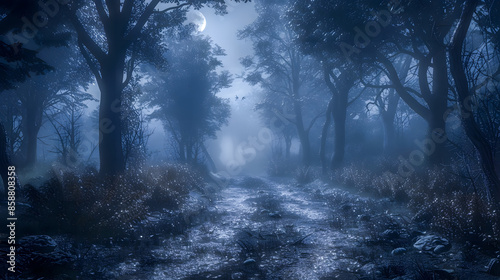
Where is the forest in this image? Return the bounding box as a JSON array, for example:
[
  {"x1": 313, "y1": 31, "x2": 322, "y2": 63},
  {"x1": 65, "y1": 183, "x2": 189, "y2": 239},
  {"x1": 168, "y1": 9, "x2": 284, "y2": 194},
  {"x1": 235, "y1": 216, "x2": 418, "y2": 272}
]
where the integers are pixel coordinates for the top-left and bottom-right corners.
[{"x1": 1, "y1": 0, "x2": 500, "y2": 279}]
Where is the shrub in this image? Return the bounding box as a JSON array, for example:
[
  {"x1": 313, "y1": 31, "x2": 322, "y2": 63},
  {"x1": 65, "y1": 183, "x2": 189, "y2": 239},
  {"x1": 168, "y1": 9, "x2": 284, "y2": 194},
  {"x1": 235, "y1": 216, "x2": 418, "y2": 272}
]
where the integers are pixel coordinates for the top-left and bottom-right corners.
[
  {"x1": 334, "y1": 160, "x2": 500, "y2": 250},
  {"x1": 23, "y1": 164, "x2": 204, "y2": 240},
  {"x1": 24, "y1": 169, "x2": 148, "y2": 240},
  {"x1": 429, "y1": 192, "x2": 500, "y2": 248},
  {"x1": 144, "y1": 164, "x2": 204, "y2": 211}
]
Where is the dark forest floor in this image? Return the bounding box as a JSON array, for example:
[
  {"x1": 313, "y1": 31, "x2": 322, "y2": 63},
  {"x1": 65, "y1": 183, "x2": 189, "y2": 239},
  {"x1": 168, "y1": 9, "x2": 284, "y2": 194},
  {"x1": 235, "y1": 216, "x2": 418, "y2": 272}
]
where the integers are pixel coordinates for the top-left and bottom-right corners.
[
  {"x1": 77, "y1": 176, "x2": 499, "y2": 279},
  {"x1": 3, "y1": 176, "x2": 500, "y2": 279}
]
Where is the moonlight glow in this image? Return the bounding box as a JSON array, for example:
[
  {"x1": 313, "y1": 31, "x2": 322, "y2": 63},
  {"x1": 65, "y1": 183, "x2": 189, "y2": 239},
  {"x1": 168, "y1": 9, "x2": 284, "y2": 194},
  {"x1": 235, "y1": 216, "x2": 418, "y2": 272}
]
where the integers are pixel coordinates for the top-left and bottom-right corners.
[{"x1": 186, "y1": 10, "x2": 207, "y2": 32}]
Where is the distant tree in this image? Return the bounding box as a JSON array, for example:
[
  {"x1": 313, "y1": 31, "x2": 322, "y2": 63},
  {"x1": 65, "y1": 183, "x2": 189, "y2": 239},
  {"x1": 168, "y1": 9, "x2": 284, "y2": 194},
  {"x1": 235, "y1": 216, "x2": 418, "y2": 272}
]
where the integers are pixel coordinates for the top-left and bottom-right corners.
[
  {"x1": 0, "y1": 0, "x2": 57, "y2": 192},
  {"x1": 239, "y1": 0, "x2": 326, "y2": 166},
  {"x1": 121, "y1": 78, "x2": 153, "y2": 168},
  {"x1": 365, "y1": 57, "x2": 412, "y2": 154},
  {"x1": 144, "y1": 35, "x2": 231, "y2": 165},
  {"x1": 290, "y1": 0, "x2": 462, "y2": 164},
  {"x1": 0, "y1": 91, "x2": 23, "y2": 157},
  {"x1": 449, "y1": 0, "x2": 500, "y2": 201},
  {"x1": 13, "y1": 43, "x2": 92, "y2": 168},
  {"x1": 289, "y1": 0, "x2": 368, "y2": 170},
  {"x1": 254, "y1": 94, "x2": 296, "y2": 160},
  {"x1": 67, "y1": 0, "x2": 249, "y2": 176},
  {"x1": 46, "y1": 91, "x2": 96, "y2": 166}
]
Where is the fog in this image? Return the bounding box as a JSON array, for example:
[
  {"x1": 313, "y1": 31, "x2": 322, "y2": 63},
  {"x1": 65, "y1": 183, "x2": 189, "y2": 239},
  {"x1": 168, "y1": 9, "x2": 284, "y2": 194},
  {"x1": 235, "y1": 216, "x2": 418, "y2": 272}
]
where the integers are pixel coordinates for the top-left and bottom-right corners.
[{"x1": 1, "y1": 0, "x2": 500, "y2": 279}]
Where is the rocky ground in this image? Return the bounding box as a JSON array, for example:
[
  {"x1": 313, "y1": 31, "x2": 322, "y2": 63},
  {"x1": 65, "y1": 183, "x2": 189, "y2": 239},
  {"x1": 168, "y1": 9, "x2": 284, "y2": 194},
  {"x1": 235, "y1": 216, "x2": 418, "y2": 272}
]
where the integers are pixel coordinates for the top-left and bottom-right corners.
[{"x1": 3, "y1": 176, "x2": 500, "y2": 279}]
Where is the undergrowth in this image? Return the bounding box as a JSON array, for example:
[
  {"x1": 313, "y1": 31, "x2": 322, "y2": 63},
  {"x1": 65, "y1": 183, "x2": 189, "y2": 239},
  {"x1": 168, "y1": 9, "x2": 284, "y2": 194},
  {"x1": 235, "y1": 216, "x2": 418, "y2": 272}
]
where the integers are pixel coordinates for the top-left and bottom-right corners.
[
  {"x1": 332, "y1": 159, "x2": 500, "y2": 250},
  {"x1": 21, "y1": 164, "x2": 204, "y2": 241}
]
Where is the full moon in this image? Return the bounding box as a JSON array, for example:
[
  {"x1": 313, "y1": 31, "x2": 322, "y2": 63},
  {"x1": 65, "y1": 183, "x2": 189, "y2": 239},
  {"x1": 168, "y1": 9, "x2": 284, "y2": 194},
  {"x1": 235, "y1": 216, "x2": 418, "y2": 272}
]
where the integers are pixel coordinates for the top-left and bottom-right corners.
[{"x1": 186, "y1": 10, "x2": 207, "y2": 32}]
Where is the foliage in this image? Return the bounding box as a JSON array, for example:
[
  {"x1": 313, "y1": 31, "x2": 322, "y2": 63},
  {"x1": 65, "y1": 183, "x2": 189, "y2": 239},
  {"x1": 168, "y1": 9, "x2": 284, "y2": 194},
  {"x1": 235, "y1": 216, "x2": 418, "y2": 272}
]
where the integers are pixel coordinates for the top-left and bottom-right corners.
[
  {"x1": 239, "y1": 0, "x2": 326, "y2": 165},
  {"x1": 144, "y1": 35, "x2": 231, "y2": 164},
  {"x1": 144, "y1": 164, "x2": 204, "y2": 211},
  {"x1": 335, "y1": 161, "x2": 500, "y2": 249},
  {"x1": 23, "y1": 164, "x2": 203, "y2": 240}
]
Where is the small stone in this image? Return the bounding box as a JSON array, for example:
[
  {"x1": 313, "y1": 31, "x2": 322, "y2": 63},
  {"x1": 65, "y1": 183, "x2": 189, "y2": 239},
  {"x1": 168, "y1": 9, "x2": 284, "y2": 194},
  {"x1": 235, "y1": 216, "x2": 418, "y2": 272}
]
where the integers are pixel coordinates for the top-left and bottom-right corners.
[
  {"x1": 244, "y1": 258, "x2": 256, "y2": 265},
  {"x1": 487, "y1": 258, "x2": 500, "y2": 276},
  {"x1": 434, "y1": 244, "x2": 450, "y2": 254},
  {"x1": 414, "y1": 235, "x2": 450, "y2": 252},
  {"x1": 391, "y1": 247, "x2": 407, "y2": 256}
]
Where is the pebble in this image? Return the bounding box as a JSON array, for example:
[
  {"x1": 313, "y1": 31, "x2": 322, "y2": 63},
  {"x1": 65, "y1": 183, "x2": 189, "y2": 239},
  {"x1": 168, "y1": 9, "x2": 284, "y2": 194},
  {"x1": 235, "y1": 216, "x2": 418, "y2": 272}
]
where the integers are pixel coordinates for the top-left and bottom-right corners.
[
  {"x1": 244, "y1": 258, "x2": 256, "y2": 265},
  {"x1": 391, "y1": 247, "x2": 407, "y2": 256},
  {"x1": 487, "y1": 258, "x2": 500, "y2": 276}
]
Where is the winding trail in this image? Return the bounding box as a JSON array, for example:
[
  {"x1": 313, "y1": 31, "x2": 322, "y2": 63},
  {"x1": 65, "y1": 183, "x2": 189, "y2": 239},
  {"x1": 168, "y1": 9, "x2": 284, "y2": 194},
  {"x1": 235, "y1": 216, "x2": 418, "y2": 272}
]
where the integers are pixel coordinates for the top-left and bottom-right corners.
[
  {"x1": 110, "y1": 176, "x2": 497, "y2": 280},
  {"x1": 133, "y1": 177, "x2": 379, "y2": 280}
]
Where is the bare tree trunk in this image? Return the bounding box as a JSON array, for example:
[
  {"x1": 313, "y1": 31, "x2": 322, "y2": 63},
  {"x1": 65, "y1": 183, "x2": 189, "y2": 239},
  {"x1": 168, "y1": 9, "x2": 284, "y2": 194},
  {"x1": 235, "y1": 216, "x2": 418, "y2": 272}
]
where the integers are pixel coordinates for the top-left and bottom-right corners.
[
  {"x1": 427, "y1": 46, "x2": 449, "y2": 164},
  {"x1": 99, "y1": 58, "x2": 126, "y2": 176},
  {"x1": 20, "y1": 101, "x2": 42, "y2": 168},
  {"x1": 449, "y1": 0, "x2": 500, "y2": 202},
  {"x1": 320, "y1": 99, "x2": 334, "y2": 174},
  {"x1": 331, "y1": 91, "x2": 348, "y2": 170},
  {"x1": 284, "y1": 134, "x2": 292, "y2": 159},
  {"x1": 1, "y1": 121, "x2": 20, "y2": 194},
  {"x1": 293, "y1": 98, "x2": 312, "y2": 166}
]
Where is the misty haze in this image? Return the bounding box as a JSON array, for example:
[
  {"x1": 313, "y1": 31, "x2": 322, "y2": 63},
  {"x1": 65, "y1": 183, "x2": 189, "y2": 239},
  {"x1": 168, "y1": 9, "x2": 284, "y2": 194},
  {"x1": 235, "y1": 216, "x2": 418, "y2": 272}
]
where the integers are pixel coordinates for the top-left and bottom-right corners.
[{"x1": 1, "y1": 0, "x2": 500, "y2": 279}]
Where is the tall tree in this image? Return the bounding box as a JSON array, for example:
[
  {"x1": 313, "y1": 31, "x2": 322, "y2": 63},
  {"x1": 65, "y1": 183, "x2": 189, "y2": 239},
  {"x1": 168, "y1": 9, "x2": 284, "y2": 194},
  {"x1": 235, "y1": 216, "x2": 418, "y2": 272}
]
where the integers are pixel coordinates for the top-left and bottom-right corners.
[
  {"x1": 12, "y1": 43, "x2": 92, "y2": 168},
  {"x1": 290, "y1": 0, "x2": 463, "y2": 164},
  {"x1": 144, "y1": 35, "x2": 231, "y2": 165},
  {"x1": 365, "y1": 56, "x2": 412, "y2": 154},
  {"x1": 289, "y1": 1, "x2": 367, "y2": 170},
  {"x1": 239, "y1": 0, "x2": 325, "y2": 166},
  {"x1": 449, "y1": 0, "x2": 500, "y2": 201},
  {"x1": 67, "y1": 0, "x2": 248, "y2": 176}
]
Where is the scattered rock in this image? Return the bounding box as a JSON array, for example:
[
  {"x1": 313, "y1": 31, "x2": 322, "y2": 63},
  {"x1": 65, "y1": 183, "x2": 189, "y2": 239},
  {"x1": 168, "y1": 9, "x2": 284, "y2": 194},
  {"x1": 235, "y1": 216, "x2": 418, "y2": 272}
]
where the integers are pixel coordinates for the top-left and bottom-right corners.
[
  {"x1": 381, "y1": 229, "x2": 400, "y2": 240},
  {"x1": 391, "y1": 248, "x2": 407, "y2": 256},
  {"x1": 413, "y1": 235, "x2": 451, "y2": 253},
  {"x1": 19, "y1": 235, "x2": 58, "y2": 253},
  {"x1": 487, "y1": 258, "x2": 500, "y2": 276},
  {"x1": 244, "y1": 258, "x2": 256, "y2": 265},
  {"x1": 433, "y1": 245, "x2": 449, "y2": 254}
]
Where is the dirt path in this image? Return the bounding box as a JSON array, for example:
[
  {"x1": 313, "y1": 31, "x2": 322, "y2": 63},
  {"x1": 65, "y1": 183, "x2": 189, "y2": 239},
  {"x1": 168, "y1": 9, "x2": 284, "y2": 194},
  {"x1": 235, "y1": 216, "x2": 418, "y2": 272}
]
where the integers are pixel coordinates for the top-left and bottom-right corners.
[
  {"x1": 117, "y1": 177, "x2": 386, "y2": 279},
  {"x1": 108, "y1": 176, "x2": 498, "y2": 280}
]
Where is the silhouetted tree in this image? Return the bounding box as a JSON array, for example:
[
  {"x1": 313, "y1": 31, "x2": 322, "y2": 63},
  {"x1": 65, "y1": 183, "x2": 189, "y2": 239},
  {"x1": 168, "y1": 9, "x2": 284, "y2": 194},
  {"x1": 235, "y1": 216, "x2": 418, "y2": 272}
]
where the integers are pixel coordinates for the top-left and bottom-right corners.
[
  {"x1": 449, "y1": 0, "x2": 500, "y2": 201},
  {"x1": 67, "y1": 0, "x2": 249, "y2": 176},
  {"x1": 239, "y1": 0, "x2": 325, "y2": 166},
  {"x1": 290, "y1": 0, "x2": 463, "y2": 164},
  {"x1": 144, "y1": 35, "x2": 231, "y2": 165}
]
